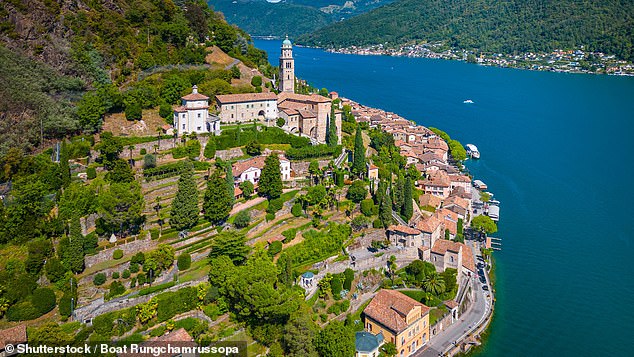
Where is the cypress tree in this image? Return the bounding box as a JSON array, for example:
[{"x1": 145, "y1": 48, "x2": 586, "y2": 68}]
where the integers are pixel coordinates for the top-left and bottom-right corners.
[
  {"x1": 402, "y1": 176, "x2": 413, "y2": 222},
  {"x1": 66, "y1": 217, "x2": 85, "y2": 273},
  {"x1": 258, "y1": 155, "x2": 282, "y2": 199},
  {"x1": 352, "y1": 125, "x2": 366, "y2": 178},
  {"x1": 225, "y1": 164, "x2": 235, "y2": 205},
  {"x1": 379, "y1": 189, "x2": 393, "y2": 228},
  {"x1": 203, "y1": 170, "x2": 232, "y2": 225},
  {"x1": 327, "y1": 105, "x2": 338, "y2": 147},
  {"x1": 393, "y1": 174, "x2": 405, "y2": 213},
  {"x1": 170, "y1": 163, "x2": 199, "y2": 231}
]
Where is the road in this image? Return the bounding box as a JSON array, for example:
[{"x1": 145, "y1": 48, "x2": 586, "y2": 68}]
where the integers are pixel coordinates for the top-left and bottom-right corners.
[{"x1": 414, "y1": 240, "x2": 494, "y2": 357}]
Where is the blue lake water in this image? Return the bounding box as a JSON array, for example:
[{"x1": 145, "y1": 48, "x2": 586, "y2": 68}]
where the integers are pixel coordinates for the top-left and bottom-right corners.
[{"x1": 255, "y1": 39, "x2": 634, "y2": 356}]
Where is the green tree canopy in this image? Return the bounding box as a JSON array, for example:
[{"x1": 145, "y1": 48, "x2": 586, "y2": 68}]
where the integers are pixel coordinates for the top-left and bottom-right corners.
[
  {"x1": 352, "y1": 125, "x2": 366, "y2": 177},
  {"x1": 258, "y1": 155, "x2": 282, "y2": 199},
  {"x1": 170, "y1": 164, "x2": 199, "y2": 231},
  {"x1": 203, "y1": 170, "x2": 232, "y2": 224},
  {"x1": 314, "y1": 320, "x2": 355, "y2": 357},
  {"x1": 471, "y1": 215, "x2": 498, "y2": 234}
]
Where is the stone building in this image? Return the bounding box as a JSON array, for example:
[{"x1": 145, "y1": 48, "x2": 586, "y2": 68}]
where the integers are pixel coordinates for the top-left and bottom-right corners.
[
  {"x1": 215, "y1": 92, "x2": 278, "y2": 123},
  {"x1": 278, "y1": 92, "x2": 341, "y2": 144},
  {"x1": 173, "y1": 85, "x2": 220, "y2": 135}
]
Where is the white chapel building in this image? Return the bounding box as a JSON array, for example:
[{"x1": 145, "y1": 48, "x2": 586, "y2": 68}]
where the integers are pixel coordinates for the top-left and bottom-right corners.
[{"x1": 173, "y1": 85, "x2": 221, "y2": 135}]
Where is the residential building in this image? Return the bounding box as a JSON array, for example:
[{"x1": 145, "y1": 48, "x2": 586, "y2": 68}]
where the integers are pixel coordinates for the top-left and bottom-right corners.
[
  {"x1": 415, "y1": 216, "x2": 443, "y2": 248},
  {"x1": 173, "y1": 85, "x2": 220, "y2": 135},
  {"x1": 443, "y1": 195, "x2": 470, "y2": 222},
  {"x1": 215, "y1": 92, "x2": 278, "y2": 123},
  {"x1": 420, "y1": 170, "x2": 451, "y2": 199},
  {"x1": 355, "y1": 331, "x2": 384, "y2": 357},
  {"x1": 232, "y1": 155, "x2": 291, "y2": 186},
  {"x1": 388, "y1": 225, "x2": 422, "y2": 248},
  {"x1": 430, "y1": 239, "x2": 476, "y2": 277},
  {"x1": 118, "y1": 328, "x2": 195, "y2": 357},
  {"x1": 363, "y1": 289, "x2": 430, "y2": 356},
  {"x1": 434, "y1": 208, "x2": 460, "y2": 238}
]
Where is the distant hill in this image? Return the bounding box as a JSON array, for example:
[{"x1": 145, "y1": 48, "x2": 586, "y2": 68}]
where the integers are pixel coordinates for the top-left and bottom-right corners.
[
  {"x1": 298, "y1": 0, "x2": 634, "y2": 62},
  {"x1": 209, "y1": 0, "x2": 395, "y2": 37}
]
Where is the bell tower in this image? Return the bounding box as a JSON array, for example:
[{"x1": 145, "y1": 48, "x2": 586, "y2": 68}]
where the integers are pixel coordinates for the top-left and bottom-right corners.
[{"x1": 279, "y1": 35, "x2": 295, "y2": 93}]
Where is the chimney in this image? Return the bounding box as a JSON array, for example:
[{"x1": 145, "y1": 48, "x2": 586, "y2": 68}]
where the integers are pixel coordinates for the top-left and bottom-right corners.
[{"x1": 192, "y1": 85, "x2": 198, "y2": 94}]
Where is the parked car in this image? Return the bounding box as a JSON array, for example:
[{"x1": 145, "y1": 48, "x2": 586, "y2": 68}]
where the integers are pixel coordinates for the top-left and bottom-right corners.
[{"x1": 482, "y1": 285, "x2": 489, "y2": 291}]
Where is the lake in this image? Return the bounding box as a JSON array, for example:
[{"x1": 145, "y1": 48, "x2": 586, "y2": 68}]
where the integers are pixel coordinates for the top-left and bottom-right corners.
[{"x1": 255, "y1": 39, "x2": 634, "y2": 356}]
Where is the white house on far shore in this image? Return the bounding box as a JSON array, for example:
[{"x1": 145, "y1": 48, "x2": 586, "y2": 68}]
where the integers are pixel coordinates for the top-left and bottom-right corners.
[{"x1": 173, "y1": 85, "x2": 221, "y2": 135}]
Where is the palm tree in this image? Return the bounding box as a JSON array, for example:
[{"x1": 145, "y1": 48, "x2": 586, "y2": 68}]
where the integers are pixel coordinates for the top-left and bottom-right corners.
[
  {"x1": 423, "y1": 272, "x2": 446, "y2": 296},
  {"x1": 388, "y1": 255, "x2": 397, "y2": 285},
  {"x1": 128, "y1": 145, "x2": 135, "y2": 160}
]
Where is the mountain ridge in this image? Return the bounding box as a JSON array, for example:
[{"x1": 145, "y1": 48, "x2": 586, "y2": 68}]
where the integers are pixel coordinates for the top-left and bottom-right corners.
[{"x1": 298, "y1": 0, "x2": 634, "y2": 62}]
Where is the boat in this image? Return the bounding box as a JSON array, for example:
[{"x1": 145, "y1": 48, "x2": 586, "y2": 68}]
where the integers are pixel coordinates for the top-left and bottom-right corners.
[
  {"x1": 466, "y1": 144, "x2": 480, "y2": 159},
  {"x1": 473, "y1": 180, "x2": 488, "y2": 191},
  {"x1": 463, "y1": 99, "x2": 474, "y2": 104},
  {"x1": 487, "y1": 205, "x2": 500, "y2": 221}
]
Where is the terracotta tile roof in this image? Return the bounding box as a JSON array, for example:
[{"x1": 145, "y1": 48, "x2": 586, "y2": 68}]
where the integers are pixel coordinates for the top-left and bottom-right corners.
[
  {"x1": 280, "y1": 108, "x2": 299, "y2": 115},
  {"x1": 364, "y1": 290, "x2": 430, "y2": 334},
  {"x1": 182, "y1": 92, "x2": 209, "y2": 101},
  {"x1": 234, "y1": 186, "x2": 243, "y2": 197},
  {"x1": 444, "y1": 195, "x2": 469, "y2": 210},
  {"x1": 419, "y1": 194, "x2": 443, "y2": 209},
  {"x1": 215, "y1": 92, "x2": 276, "y2": 104},
  {"x1": 232, "y1": 156, "x2": 266, "y2": 177},
  {"x1": 298, "y1": 109, "x2": 317, "y2": 118},
  {"x1": 0, "y1": 325, "x2": 26, "y2": 350},
  {"x1": 450, "y1": 174, "x2": 471, "y2": 183},
  {"x1": 416, "y1": 216, "x2": 442, "y2": 233},
  {"x1": 277, "y1": 92, "x2": 331, "y2": 103},
  {"x1": 461, "y1": 242, "x2": 476, "y2": 272},
  {"x1": 154, "y1": 328, "x2": 194, "y2": 342},
  {"x1": 431, "y1": 239, "x2": 461, "y2": 255},
  {"x1": 435, "y1": 208, "x2": 459, "y2": 223},
  {"x1": 388, "y1": 225, "x2": 421, "y2": 235},
  {"x1": 118, "y1": 328, "x2": 194, "y2": 357},
  {"x1": 444, "y1": 300, "x2": 458, "y2": 309},
  {"x1": 450, "y1": 186, "x2": 472, "y2": 200},
  {"x1": 173, "y1": 106, "x2": 187, "y2": 113},
  {"x1": 430, "y1": 239, "x2": 475, "y2": 273}
]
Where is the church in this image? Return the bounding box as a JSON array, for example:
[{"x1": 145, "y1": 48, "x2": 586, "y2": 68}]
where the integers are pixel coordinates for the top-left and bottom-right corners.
[
  {"x1": 214, "y1": 36, "x2": 341, "y2": 144},
  {"x1": 173, "y1": 85, "x2": 221, "y2": 135}
]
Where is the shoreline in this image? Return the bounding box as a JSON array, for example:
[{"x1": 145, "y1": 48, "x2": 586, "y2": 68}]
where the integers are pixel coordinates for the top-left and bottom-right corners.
[
  {"x1": 336, "y1": 93, "x2": 497, "y2": 355},
  {"x1": 318, "y1": 44, "x2": 634, "y2": 76}
]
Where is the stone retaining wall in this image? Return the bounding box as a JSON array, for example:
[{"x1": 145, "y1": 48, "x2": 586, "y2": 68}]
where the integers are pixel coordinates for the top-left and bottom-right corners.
[{"x1": 84, "y1": 233, "x2": 157, "y2": 268}]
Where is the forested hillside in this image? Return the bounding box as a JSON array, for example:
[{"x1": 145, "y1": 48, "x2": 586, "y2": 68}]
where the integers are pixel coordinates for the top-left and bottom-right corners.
[
  {"x1": 299, "y1": 0, "x2": 634, "y2": 61},
  {"x1": 0, "y1": 0, "x2": 270, "y2": 155},
  {"x1": 209, "y1": 0, "x2": 394, "y2": 37}
]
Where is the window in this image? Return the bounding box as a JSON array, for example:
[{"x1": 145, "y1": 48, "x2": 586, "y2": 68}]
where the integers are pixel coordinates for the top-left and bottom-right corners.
[
  {"x1": 231, "y1": 105, "x2": 234, "y2": 109},
  {"x1": 231, "y1": 114, "x2": 234, "y2": 118},
  {"x1": 182, "y1": 124, "x2": 186, "y2": 129},
  {"x1": 182, "y1": 114, "x2": 185, "y2": 118},
  {"x1": 197, "y1": 126, "x2": 201, "y2": 131},
  {"x1": 367, "y1": 323, "x2": 372, "y2": 330},
  {"x1": 198, "y1": 113, "x2": 201, "y2": 118}
]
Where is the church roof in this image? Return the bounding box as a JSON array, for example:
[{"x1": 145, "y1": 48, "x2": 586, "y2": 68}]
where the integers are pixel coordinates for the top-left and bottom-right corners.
[
  {"x1": 181, "y1": 92, "x2": 209, "y2": 101},
  {"x1": 282, "y1": 35, "x2": 292, "y2": 46},
  {"x1": 215, "y1": 93, "x2": 277, "y2": 104}
]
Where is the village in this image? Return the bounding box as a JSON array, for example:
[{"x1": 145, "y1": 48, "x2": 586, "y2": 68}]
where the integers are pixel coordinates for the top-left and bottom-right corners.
[
  {"x1": 330, "y1": 43, "x2": 634, "y2": 75},
  {"x1": 0, "y1": 38, "x2": 500, "y2": 357}
]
